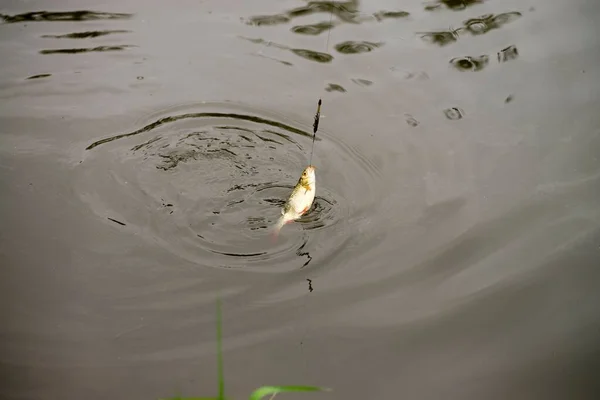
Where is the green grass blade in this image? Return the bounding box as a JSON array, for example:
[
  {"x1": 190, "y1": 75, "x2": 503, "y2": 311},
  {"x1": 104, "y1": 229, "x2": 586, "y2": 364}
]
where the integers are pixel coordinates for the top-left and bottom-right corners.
[
  {"x1": 249, "y1": 386, "x2": 329, "y2": 400},
  {"x1": 160, "y1": 397, "x2": 221, "y2": 400},
  {"x1": 216, "y1": 297, "x2": 225, "y2": 400}
]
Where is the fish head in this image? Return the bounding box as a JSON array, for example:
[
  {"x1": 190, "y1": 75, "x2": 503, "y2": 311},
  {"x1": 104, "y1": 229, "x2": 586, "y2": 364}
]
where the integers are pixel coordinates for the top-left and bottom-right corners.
[{"x1": 300, "y1": 165, "x2": 316, "y2": 187}]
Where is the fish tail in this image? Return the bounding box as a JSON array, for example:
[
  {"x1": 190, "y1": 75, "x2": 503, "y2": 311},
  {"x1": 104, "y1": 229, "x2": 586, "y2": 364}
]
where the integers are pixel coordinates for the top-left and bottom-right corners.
[{"x1": 270, "y1": 216, "x2": 287, "y2": 242}]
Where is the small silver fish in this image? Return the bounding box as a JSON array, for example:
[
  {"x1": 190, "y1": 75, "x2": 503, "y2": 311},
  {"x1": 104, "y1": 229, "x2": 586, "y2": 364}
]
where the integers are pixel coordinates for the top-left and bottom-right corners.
[{"x1": 271, "y1": 165, "x2": 316, "y2": 239}]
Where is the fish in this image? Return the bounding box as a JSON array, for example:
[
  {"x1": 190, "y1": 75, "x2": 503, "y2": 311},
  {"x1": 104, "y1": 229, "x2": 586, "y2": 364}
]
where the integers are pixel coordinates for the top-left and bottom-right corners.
[{"x1": 271, "y1": 165, "x2": 316, "y2": 240}]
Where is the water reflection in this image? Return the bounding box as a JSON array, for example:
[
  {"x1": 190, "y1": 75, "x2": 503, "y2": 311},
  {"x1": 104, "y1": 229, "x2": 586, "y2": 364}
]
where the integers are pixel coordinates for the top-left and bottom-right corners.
[
  {"x1": 373, "y1": 10, "x2": 410, "y2": 21},
  {"x1": 444, "y1": 107, "x2": 464, "y2": 120},
  {"x1": 25, "y1": 74, "x2": 51, "y2": 80},
  {"x1": 419, "y1": 12, "x2": 522, "y2": 47},
  {"x1": 0, "y1": 10, "x2": 132, "y2": 23},
  {"x1": 450, "y1": 55, "x2": 489, "y2": 71},
  {"x1": 245, "y1": 14, "x2": 291, "y2": 26},
  {"x1": 418, "y1": 29, "x2": 462, "y2": 46},
  {"x1": 290, "y1": 48, "x2": 333, "y2": 63},
  {"x1": 351, "y1": 78, "x2": 373, "y2": 86},
  {"x1": 325, "y1": 83, "x2": 346, "y2": 92},
  {"x1": 41, "y1": 30, "x2": 131, "y2": 39},
  {"x1": 240, "y1": 36, "x2": 333, "y2": 63},
  {"x1": 335, "y1": 40, "x2": 383, "y2": 54},
  {"x1": 463, "y1": 12, "x2": 521, "y2": 35},
  {"x1": 497, "y1": 45, "x2": 519, "y2": 62},
  {"x1": 40, "y1": 45, "x2": 135, "y2": 55},
  {"x1": 424, "y1": 0, "x2": 484, "y2": 12},
  {"x1": 291, "y1": 21, "x2": 336, "y2": 35}
]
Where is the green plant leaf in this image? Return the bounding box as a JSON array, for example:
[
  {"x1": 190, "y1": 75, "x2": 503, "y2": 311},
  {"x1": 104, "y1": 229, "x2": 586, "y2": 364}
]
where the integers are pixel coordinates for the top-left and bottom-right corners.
[
  {"x1": 216, "y1": 297, "x2": 225, "y2": 399},
  {"x1": 249, "y1": 386, "x2": 329, "y2": 400}
]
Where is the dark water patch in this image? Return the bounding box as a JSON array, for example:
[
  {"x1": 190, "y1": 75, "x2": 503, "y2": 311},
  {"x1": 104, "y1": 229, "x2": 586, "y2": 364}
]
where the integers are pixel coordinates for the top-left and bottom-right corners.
[
  {"x1": 424, "y1": 0, "x2": 484, "y2": 12},
  {"x1": 290, "y1": 48, "x2": 333, "y2": 63},
  {"x1": 245, "y1": 0, "x2": 361, "y2": 27},
  {"x1": 287, "y1": 0, "x2": 360, "y2": 24},
  {"x1": 450, "y1": 55, "x2": 489, "y2": 71},
  {"x1": 325, "y1": 83, "x2": 346, "y2": 92},
  {"x1": 498, "y1": 45, "x2": 519, "y2": 62},
  {"x1": 107, "y1": 217, "x2": 126, "y2": 226},
  {"x1": 291, "y1": 21, "x2": 336, "y2": 35},
  {"x1": 1, "y1": 10, "x2": 132, "y2": 23},
  {"x1": 41, "y1": 30, "x2": 130, "y2": 39},
  {"x1": 335, "y1": 41, "x2": 383, "y2": 54},
  {"x1": 306, "y1": 278, "x2": 314, "y2": 292},
  {"x1": 351, "y1": 78, "x2": 373, "y2": 86},
  {"x1": 418, "y1": 30, "x2": 462, "y2": 46},
  {"x1": 40, "y1": 45, "x2": 134, "y2": 55},
  {"x1": 373, "y1": 10, "x2": 410, "y2": 21},
  {"x1": 25, "y1": 74, "x2": 51, "y2": 80},
  {"x1": 463, "y1": 12, "x2": 521, "y2": 35},
  {"x1": 296, "y1": 240, "x2": 313, "y2": 268},
  {"x1": 444, "y1": 107, "x2": 464, "y2": 120},
  {"x1": 245, "y1": 14, "x2": 290, "y2": 26},
  {"x1": 405, "y1": 114, "x2": 419, "y2": 127}
]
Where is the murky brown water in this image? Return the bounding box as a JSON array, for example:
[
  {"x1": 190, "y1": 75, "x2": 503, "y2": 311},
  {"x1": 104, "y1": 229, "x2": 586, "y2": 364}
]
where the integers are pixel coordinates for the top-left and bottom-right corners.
[{"x1": 1, "y1": 1, "x2": 600, "y2": 399}]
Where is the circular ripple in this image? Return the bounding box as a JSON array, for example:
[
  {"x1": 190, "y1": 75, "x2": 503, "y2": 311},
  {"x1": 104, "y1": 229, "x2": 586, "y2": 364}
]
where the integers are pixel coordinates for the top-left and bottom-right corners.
[
  {"x1": 334, "y1": 41, "x2": 383, "y2": 54},
  {"x1": 76, "y1": 102, "x2": 381, "y2": 273}
]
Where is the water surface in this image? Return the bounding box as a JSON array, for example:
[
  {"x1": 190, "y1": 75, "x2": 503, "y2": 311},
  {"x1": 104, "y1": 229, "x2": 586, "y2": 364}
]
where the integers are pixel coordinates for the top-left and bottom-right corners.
[{"x1": 1, "y1": 0, "x2": 600, "y2": 399}]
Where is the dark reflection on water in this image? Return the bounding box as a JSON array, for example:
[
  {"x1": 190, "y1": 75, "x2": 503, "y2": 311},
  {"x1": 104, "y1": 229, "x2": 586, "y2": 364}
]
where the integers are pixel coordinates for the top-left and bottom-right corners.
[
  {"x1": 419, "y1": 12, "x2": 521, "y2": 47},
  {"x1": 287, "y1": 0, "x2": 360, "y2": 24},
  {"x1": 291, "y1": 21, "x2": 336, "y2": 35},
  {"x1": 245, "y1": 14, "x2": 291, "y2": 26},
  {"x1": 424, "y1": 0, "x2": 484, "y2": 12},
  {"x1": 498, "y1": 45, "x2": 519, "y2": 62},
  {"x1": 244, "y1": 0, "x2": 361, "y2": 26},
  {"x1": 444, "y1": 107, "x2": 465, "y2": 120},
  {"x1": 335, "y1": 40, "x2": 383, "y2": 54},
  {"x1": 450, "y1": 55, "x2": 489, "y2": 71},
  {"x1": 463, "y1": 12, "x2": 522, "y2": 35},
  {"x1": 246, "y1": 1, "x2": 413, "y2": 28},
  {"x1": 290, "y1": 48, "x2": 333, "y2": 63},
  {"x1": 240, "y1": 36, "x2": 333, "y2": 64},
  {"x1": 40, "y1": 45, "x2": 135, "y2": 55},
  {"x1": 373, "y1": 10, "x2": 410, "y2": 21},
  {"x1": 25, "y1": 74, "x2": 51, "y2": 80},
  {"x1": 351, "y1": 78, "x2": 373, "y2": 86},
  {"x1": 0, "y1": 10, "x2": 132, "y2": 23},
  {"x1": 325, "y1": 83, "x2": 346, "y2": 92},
  {"x1": 418, "y1": 29, "x2": 461, "y2": 46},
  {"x1": 41, "y1": 30, "x2": 131, "y2": 39}
]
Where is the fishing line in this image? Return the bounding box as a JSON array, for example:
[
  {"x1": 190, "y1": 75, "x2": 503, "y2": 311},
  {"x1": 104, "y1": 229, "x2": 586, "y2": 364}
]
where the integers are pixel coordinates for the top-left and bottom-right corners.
[
  {"x1": 308, "y1": 7, "x2": 333, "y2": 166},
  {"x1": 299, "y1": 5, "x2": 335, "y2": 377}
]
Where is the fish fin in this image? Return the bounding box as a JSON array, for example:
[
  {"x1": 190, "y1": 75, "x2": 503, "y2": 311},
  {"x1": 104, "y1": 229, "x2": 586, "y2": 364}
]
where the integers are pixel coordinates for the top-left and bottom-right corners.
[
  {"x1": 300, "y1": 206, "x2": 310, "y2": 215},
  {"x1": 271, "y1": 216, "x2": 286, "y2": 242}
]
